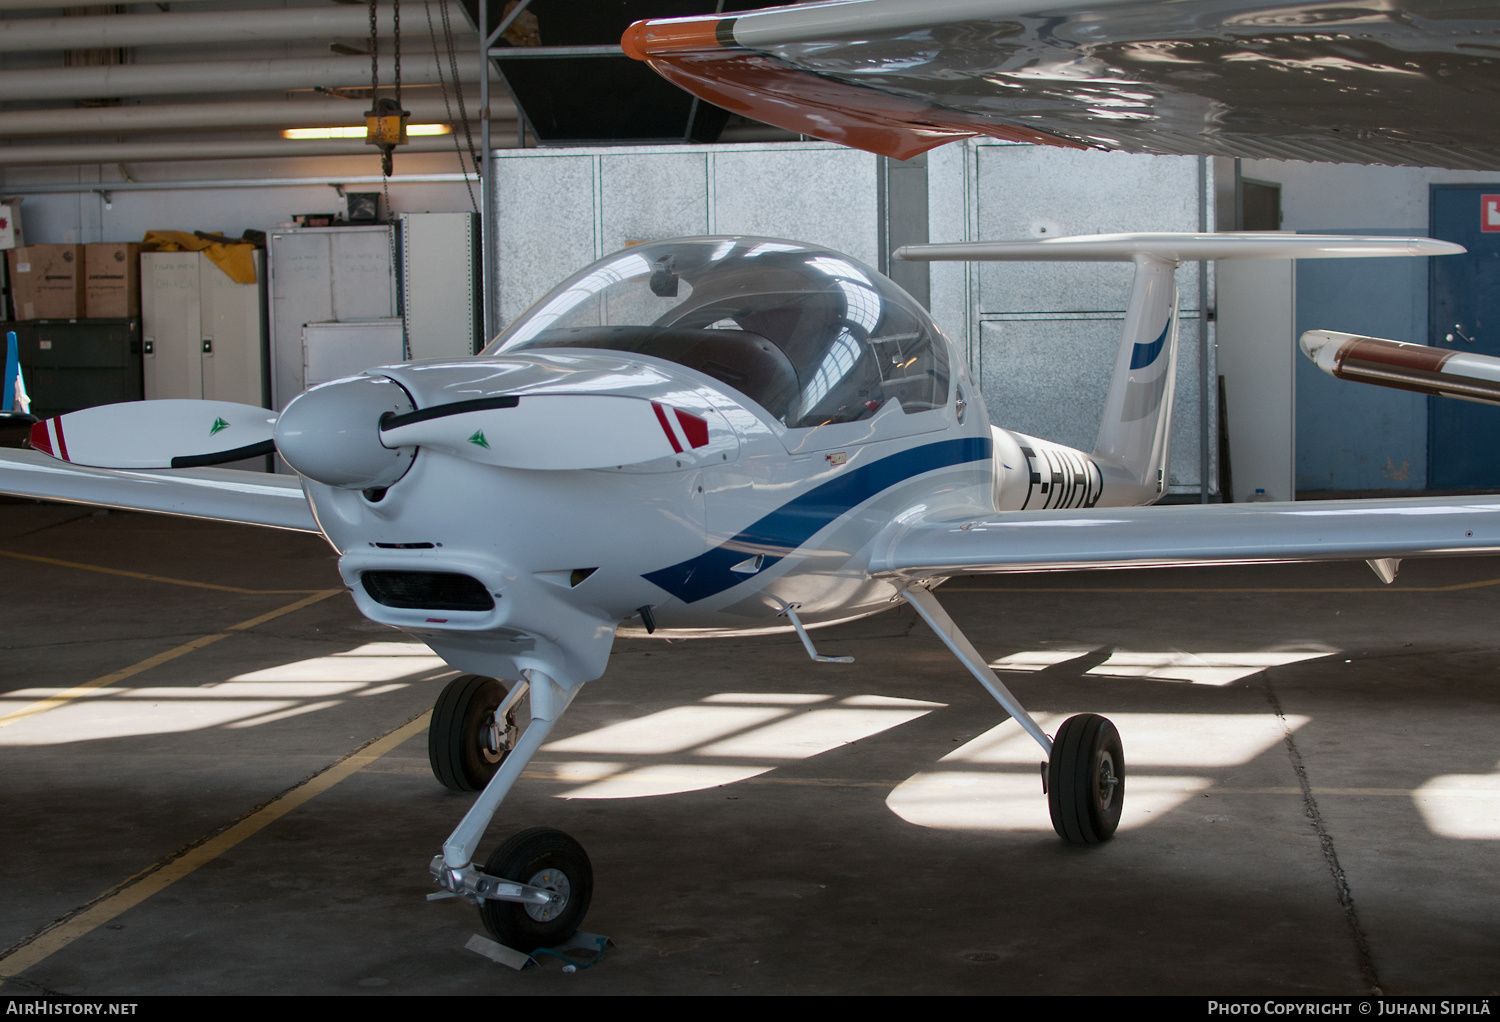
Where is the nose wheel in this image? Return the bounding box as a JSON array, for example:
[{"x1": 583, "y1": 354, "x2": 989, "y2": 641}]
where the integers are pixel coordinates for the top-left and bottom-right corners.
[
  {"x1": 1047, "y1": 713, "x2": 1125, "y2": 844},
  {"x1": 478, "y1": 827, "x2": 594, "y2": 953},
  {"x1": 429, "y1": 674, "x2": 520, "y2": 792}
]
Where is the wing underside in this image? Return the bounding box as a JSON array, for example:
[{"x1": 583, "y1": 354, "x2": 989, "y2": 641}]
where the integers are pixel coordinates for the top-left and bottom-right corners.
[
  {"x1": 0, "y1": 448, "x2": 320, "y2": 533},
  {"x1": 625, "y1": 0, "x2": 1500, "y2": 169},
  {"x1": 873, "y1": 494, "x2": 1500, "y2": 579}
]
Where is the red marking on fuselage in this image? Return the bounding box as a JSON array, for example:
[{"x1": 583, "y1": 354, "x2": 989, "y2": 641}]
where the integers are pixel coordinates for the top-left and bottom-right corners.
[
  {"x1": 651, "y1": 401, "x2": 684, "y2": 453},
  {"x1": 674, "y1": 408, "x2": 709, "y2": 448},
  {"x1": 53, "y1": 418, "x2": 69, "y2": 462}
]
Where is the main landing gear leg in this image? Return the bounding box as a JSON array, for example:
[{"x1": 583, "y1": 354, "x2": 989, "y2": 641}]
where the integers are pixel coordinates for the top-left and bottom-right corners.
[
  {"x1": 899, "y1": 586, "x2": 1125, "y2": 845},
  {"x1": 429, "y1": 670, "x2": 595, "y2": 952}
]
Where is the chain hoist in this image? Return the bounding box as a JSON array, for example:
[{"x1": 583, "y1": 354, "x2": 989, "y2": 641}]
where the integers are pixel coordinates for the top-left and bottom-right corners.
[{"x1": 367, "y1": 0, "x2": 409, "y2": 178}]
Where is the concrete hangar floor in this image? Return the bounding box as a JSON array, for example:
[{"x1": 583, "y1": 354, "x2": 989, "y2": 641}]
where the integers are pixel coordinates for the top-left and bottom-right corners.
[{"x1": 0, "y1": 496, "x2": 1497, "y2": 997}]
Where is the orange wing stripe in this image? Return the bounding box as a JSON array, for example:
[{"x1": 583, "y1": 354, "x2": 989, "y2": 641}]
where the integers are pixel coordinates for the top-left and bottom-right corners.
[
  {"x1": 621, "y1": 17, "x2": 731, "y2": 61},
  {"x1": 632, "y1": 40, "x2": 1087, "y2": 161}
]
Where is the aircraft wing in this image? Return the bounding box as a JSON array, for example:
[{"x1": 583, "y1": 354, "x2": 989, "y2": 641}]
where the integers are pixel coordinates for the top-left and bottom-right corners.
[
  {"x1": 0, "y1": 448, "x2": 320, "y2": 533},
  {"x1": 871, "y1": 494, "x2": 1500, "y2": 579},
  {"x1": 623, "y1": 0, "x2": 1500, "y2": 169}
]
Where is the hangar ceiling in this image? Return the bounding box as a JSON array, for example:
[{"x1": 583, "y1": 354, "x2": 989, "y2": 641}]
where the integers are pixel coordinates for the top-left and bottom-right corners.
[
  {"x1": 0, "y1": 0, "x2": 792, "y2": 183},
  {"x1": 0, "y1": 0, "x2": 511, "y2": 175}
]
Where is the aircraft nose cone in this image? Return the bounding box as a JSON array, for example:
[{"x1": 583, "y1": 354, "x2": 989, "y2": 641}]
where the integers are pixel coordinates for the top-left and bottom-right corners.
[{"x1": 275, "y1": 375, "x2": 415, "y2": 489}]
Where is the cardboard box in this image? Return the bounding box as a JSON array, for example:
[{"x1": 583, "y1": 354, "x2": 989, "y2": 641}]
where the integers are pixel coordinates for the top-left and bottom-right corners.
[
  {"x1": 84, "y1": 242, "x2": 141, "y2": 317},
  {"x1": 7, "y1": 244, "x2": 84, "y2": 320}
]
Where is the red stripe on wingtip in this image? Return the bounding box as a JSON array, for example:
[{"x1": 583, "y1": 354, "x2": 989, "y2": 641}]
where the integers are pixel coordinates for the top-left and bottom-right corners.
[
  {"x1": 53, "y1": 418, "x2": 69, "y2": 462},
  {"x1": 28, "y1": 419, "x2": 51, "y2": 456},
  {"x1": 651, "y1": 401, "x2": 683, "y2": 454},
  {"x1": 674, "y1": 408, "x2": 709, "y2": 448}
]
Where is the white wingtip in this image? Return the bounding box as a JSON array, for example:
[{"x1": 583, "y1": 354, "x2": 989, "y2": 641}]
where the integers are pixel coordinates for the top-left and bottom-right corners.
[{"x1": 896, "y1": 232, "x2": 1467, "y2": 263}]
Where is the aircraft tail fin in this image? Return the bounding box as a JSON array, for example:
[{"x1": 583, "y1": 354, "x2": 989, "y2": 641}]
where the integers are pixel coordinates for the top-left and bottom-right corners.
[
  {"x1": 898, "y1": 233, "x2": 1464, "y2": 506},
  {"x1": 1092, "y1": 256, "x2": 1178, "y2": 504},
  {"x1": 3, "y1": 330, "x2": 28, "y2": 415}
]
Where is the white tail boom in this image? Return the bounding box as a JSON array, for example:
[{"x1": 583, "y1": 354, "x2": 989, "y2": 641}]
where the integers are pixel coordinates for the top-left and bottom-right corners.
[{"x1": 898, "y1": 233, "x2": 1465, "y2": 507}]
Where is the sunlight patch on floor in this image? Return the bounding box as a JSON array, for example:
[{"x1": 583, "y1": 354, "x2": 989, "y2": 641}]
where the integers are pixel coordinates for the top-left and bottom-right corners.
[
  {"x1": 1086, "y1": 650, "x2": 1331, "y2": 686},
  {"x1": 1414, "y1": 765, "x2": 1500, "y2": 839},
  {"x1": 989, "y1": 648, "x2": 1335, "y2": 685},
  {"x1": 0, "y1": 642, "x2": 440, "y2": 745},
  {"x1": 223, "y1": 643, "x2": 445, "y2": 683},
  {"x1": 537, "y1": 692, "x2": 944, "y2": 799}
]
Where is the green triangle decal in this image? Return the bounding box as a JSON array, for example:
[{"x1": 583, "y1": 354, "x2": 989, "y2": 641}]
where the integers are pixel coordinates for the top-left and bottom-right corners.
[
  {"x1": 209, "y1": 417, "x2": 230, "y2": 436},
  {"x1": 468, "y1": 429, "x2": 489, "y2": 449}
]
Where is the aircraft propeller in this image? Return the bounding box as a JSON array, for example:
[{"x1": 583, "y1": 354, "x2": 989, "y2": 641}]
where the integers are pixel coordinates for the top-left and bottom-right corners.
[
  {"x1": 28, "y1": 398, "x2": 278, "y2": 470},
  {"x1": 25, "y1": 375, "x2": 714, "y2": 487}
]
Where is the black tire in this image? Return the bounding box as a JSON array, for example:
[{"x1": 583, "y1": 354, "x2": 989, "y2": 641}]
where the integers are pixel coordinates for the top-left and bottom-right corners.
[
  {"x1": 478, "y1": 828, "x2": 594, "y2": 953},
  {"x1": 1047, "y1": 713, "x2": 1125, "y2": 845},
  {"x1": 428, "y1": 674, "x2": 514, "y2": 792}
]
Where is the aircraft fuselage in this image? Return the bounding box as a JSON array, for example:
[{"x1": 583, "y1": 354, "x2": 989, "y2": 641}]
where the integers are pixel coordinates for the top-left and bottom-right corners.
[{"x1": 306, "y1": 348, "x2": 991, "y2": 683}]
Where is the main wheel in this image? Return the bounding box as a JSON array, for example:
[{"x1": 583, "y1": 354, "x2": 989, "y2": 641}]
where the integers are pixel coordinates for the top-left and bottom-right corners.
[
  {"x1": 478, "y1": 827, "x2": 594, "y2": 953},
  {"x1": 428, "y1": 674, "x2": 517, "y2": 792},
  {"x1": 1047, "y1": 713, "x2": 1124, "y2": 845}
]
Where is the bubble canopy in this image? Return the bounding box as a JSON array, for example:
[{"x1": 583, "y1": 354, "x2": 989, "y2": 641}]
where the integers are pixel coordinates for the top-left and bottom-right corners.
[{"x1": 487, "y1": 238, "x2": 950, "y2": 430}]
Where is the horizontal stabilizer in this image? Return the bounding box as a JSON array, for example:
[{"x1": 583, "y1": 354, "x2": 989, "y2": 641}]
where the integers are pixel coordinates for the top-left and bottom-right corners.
[
  {"x1": 1301, "y1": 330, "x2": 1500, "y2": 407},
  {"x1": 872, "y1": 495, "x2": 1500, "y2": 579},
  {"x1": 897, "y1": 233, "x2": 1464, "y2": 264},
  {"x1": 0, "y1": 448, "x2": 317, "y2": 532},
  {"x1": 30, "y1": 399, "x2": 277, "y2": 469}
]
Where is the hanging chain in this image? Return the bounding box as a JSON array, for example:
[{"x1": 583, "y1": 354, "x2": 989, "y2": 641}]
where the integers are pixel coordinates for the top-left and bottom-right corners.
[
  {"x1": 368, "y1": 0, "x2": 379, "y2": 104},
  {"x1": 442, "y1": 0, "x2": 482, "y2": 188},
  {"x1": 425, "y1": 0, "x2": 478, "y2": 212},
  {"x1": 393, "y1": 0, "x2": 401, "y2": 108}
]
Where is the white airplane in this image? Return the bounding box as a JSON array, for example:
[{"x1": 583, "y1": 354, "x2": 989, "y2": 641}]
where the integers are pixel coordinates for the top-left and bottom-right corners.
[{"x1": 3, "y1": 230, "x2": 1496, "y2": 954}]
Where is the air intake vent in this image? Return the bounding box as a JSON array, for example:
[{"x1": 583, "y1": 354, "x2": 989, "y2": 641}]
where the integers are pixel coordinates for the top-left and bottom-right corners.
[{"x1": 361, "y1": 571, "x2": 495, "y2": 611}]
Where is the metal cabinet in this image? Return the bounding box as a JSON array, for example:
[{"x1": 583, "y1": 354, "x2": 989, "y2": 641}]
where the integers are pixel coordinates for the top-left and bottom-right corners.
[
  {"x1": 4, "y1": 318, "x2": 142, "y2": 418},
  {"x1": 302, "y1": 319, "x2": 405, "y2": 390},
  {"x1": 398, "y1": 212, "x2": 479, "y2": 359},
  {"x1": 267, "y1": 226, "x2": 396, "y2": 410},
  {"x1": 141, "y1": 250, "x2": 266, "y2": 406}
]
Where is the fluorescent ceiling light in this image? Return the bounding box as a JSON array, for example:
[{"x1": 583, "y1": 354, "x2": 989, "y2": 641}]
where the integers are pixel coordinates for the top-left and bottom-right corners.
[{"x1": 281, "y1": 124, "x2": 452, "y2": 140}]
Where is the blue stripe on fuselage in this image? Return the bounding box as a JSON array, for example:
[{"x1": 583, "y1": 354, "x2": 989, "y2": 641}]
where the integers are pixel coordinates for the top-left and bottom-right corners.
[
  {"x1": 643, "y1": 435, "x2": 991, "y2": 604},
  {"x1": 1128, "y1": 316, "x2": 1171, "y2": 370}
]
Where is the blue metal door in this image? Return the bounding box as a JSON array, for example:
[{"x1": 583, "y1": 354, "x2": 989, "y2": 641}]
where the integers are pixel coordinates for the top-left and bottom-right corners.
[{"x1": 1429, "y1": 185, "x2": 1500, "y2": 489}]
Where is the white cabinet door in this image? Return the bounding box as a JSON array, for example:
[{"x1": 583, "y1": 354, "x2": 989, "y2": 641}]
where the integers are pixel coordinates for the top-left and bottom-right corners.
[
  {"x1": 200, "y1": 251, "x2": 264, "y2": 407},
  {"x1": 141, "y1": 251, "x2": 202, "y2": 400},
  {"x1": 302, "y1": 319, "x2": 404, "y2": 389},
  {"x1": 400, "y1": 212, "x2": 478, "y2": 359}
]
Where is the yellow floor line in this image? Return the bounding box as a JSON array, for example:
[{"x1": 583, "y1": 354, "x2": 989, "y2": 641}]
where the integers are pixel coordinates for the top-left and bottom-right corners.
[
  {"x1": 225, "y1": 588, "x2": 345, "y2": 632},
  {"x1": 0, "y1": 711, "x2": 429, "y2": 984},
  {"x1": 0, "y1": 548, "x2": 326, "y2": 595},
  {"x1": 0, "y1": 589, "x2": 344, "y2": 730},
  {"x1": 945, "y1": 576, "x2": 1500, "y2": 594}
]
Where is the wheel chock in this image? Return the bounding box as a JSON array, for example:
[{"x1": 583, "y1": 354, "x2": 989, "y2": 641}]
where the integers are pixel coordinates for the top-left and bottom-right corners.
[
  {"x1": 466, "y1": 933, "x2": 536, "y2": 970},
  {"x1": 466, "y1": 930, "x2": 615, "y2": 971}
]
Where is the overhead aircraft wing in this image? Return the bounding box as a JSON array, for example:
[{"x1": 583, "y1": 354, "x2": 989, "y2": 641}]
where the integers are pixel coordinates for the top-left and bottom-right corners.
[
  {"x1": 871, "y1": 494, "x2": 1500, "y2": 579},
  {"x1": 0, "y1": 448, "x2": 320, "y2": 533},
  {"x1": 623, "y1": 0, "x2": 1500, "y2": 169}
]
